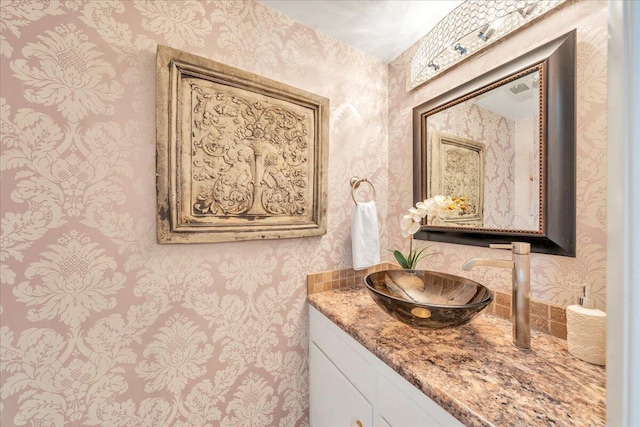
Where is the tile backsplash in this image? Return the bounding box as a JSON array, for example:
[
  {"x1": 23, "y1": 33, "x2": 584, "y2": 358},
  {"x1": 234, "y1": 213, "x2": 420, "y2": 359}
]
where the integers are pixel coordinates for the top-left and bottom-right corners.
[{"x1": 307, "y1": 263, "x2": 394, "y2": 294}]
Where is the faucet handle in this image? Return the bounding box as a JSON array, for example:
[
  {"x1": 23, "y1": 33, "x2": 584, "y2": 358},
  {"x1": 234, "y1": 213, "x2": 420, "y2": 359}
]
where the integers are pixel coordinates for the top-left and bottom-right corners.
[{"x1": 489, "y1": 242, "x2": 531, "y2": 254}]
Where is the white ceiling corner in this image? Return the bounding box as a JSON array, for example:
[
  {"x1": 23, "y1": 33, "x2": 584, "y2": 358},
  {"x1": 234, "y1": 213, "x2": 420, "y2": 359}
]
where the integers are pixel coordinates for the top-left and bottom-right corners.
[{"x1": 256, "y1": 0, "x2": 463, "y2": 63}]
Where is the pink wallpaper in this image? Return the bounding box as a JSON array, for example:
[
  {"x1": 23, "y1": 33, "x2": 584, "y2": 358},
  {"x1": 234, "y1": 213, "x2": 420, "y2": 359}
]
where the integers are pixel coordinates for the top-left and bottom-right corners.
[
  {"x1": 386, "y1": 0, "x2": 608, "y2": 307},
  {"x1": 0, "y1": 0, "x2": 609, "y2": 424},
  {"x1": 0, "y1": 1, "x2": 389, "y2": 425},
  {"x1": 513, "y1": 116, "x2": 540, "y2": 230}
]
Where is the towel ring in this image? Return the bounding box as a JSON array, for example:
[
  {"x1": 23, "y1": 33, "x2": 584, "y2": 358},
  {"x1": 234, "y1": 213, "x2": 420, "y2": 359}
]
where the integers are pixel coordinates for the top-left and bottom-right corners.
[{"x1": 350, "y1": 176, "x2": 376, "y2": 204}]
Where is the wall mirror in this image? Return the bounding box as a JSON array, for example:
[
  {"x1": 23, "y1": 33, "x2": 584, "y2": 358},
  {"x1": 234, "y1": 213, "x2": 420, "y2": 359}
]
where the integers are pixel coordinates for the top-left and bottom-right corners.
[{"x1": 412, "y1": 30, "x2": 576, "y2": 256}]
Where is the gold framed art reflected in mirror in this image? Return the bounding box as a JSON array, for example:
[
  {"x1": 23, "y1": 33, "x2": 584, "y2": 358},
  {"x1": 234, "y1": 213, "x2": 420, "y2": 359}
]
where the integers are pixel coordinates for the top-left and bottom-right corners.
[{"x1": 427, "y1": 132, "x2": 485, "y2": 228}]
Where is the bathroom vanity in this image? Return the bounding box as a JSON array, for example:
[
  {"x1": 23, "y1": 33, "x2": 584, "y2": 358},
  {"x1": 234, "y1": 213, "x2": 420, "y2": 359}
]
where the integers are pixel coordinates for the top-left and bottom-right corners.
[
  {"x1": 308, "y1": 286, "x2": 606, "y2": 427},
  {"x1": 310, "y1": 304, "x2": 462, "y2": 427}
]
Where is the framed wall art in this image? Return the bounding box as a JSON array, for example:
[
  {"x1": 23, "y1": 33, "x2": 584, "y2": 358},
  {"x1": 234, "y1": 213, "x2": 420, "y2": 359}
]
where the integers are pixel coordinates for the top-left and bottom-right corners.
[
  {"x1": 156, "y1": 45, "x2": 329, "y2": 243},
  {"x1": 428, "y1": 132, "x2": 484, "y2": 227}
]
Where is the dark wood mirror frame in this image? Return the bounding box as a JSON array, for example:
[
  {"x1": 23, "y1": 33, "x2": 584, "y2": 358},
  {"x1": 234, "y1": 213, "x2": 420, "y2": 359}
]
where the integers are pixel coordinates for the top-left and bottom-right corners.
[{"x1": 412, "y1": 30, "x2": 576, "y2": 257}]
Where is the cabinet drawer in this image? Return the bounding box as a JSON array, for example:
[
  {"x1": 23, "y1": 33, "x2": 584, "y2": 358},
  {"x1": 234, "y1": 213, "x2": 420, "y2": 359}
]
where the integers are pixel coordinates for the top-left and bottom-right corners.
[{"x1": 310, "y1": 306, "x2": 373, "y2": 400}]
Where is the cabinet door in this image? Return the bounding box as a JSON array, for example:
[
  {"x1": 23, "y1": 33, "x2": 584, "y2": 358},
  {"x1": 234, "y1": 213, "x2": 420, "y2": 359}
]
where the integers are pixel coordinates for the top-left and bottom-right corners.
[
  {"x1": 310, "y1": 342, "x2": 373, "y2": 427},
  {"x1": 376, "y1": 370, "x2": 463, "y2": 427},
  {"x1": 376, "y1": 415, "x2": 392, "y2": 427},
  {"x1": 309, "y1": 307, "x2": 372, "y2": 400}
]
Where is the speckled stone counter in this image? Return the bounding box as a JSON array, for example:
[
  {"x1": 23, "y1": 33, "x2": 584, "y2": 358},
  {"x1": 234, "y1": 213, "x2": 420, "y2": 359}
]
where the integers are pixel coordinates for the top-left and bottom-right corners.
[{"x1": 308, "y1": 286, "x2": 606, "y2": 427}]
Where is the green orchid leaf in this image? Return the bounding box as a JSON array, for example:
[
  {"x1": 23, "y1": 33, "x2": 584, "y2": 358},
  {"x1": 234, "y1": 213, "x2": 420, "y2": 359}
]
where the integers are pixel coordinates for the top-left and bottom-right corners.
[
  {"x1": 407, "y1": 251, "x2": 417, "y2": 268},
  {"x1": 389, "y1": 243, "x2": 436, "y2": 270},
  {"x1": 392, "y1": 250, "x2": 409, "y2": 269},
  {"x1": 411, "y1": 248, "x2": 425, "y2": 265},
  {"x1": 408, "y1": 245, "x2": 435, "y2": 269}
]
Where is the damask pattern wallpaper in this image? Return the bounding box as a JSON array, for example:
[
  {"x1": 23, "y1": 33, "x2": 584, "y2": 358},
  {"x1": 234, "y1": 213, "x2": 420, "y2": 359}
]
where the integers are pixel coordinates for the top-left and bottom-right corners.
[
  {"x1": 0, "y1": 1, "x2": 388, "y2": 425},
  {"x1": 0, "y1": 0, "x2": 608, "y2": 425}
]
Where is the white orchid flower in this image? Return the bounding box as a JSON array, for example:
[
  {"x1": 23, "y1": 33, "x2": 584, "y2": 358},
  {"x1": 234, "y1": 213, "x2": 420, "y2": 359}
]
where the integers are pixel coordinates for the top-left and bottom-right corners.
[
  {"x1": 408, "y1": 206, "x2": 427, "y2": 221},
  {"x1": 400, "y1": 214, "x2": 414, "y2": 230},
  {"x1": 405, "y1": 221, "x2": 421, "y2": 237},
  {"x1": 433, "y1": 195, "x2": 447, "y2": 205},
  {"x1": 421, "y1": 195, "x2": 462, "y2": 219},
  {"x1": 400, "y1": 214, "x2": 420, "y2": 237},
  {"x1": 394, "y1": 195, "x2": 468, "y2": 268},
  {"x1": 423, "y1": 197, "x2": 438, "y2": 213},
  {"x1": 436, "y1": 196, "x2": 453, "y2": 211}
]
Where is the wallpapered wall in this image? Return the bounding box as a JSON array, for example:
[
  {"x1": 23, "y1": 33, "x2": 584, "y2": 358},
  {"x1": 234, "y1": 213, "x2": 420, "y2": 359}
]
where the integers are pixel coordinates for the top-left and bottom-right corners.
[
  {"x1": 0, "y1": 1, "x2": 389, "y2": 425},
  {"x1": 0, "y1": 0, "x2": 610, "y2": 424},
  {"x1": 427, "y1": 102, "x2": 517, "y2": 229},
  {"x1": 387, "y1": 0, "x2": 608, "y2": 307},
  {"x1": 513, "y1": 117, "x2": 540, "y2": 230}
]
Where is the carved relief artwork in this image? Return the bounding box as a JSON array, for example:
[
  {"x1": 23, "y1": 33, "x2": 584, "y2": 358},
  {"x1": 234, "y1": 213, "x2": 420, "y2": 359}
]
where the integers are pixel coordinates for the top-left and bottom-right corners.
[
  {"x1": 189, "y1": 84, "x2": 310, "y2": 217},
  {"x1": 157, "y1": 45, "x2": 329, "y2": 243},
  {"x1": 429, "y1": 133, "x2": 484, "y2": 226},
  {"x1": 442, "y1": 145, "x2": 480, "y2": 212}
]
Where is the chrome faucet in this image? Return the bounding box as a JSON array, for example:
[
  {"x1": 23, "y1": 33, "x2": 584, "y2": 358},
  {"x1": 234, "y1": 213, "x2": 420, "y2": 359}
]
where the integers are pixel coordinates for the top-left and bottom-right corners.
[{"x1": 462, "y1": 242, "x2": 531, "y2": 350}]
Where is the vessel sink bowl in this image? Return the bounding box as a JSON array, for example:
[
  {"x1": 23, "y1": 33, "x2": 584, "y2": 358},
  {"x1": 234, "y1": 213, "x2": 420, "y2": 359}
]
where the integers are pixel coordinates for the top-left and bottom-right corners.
[{"x1": 364, "y1": 270, "x2": 493, "y2": 329}]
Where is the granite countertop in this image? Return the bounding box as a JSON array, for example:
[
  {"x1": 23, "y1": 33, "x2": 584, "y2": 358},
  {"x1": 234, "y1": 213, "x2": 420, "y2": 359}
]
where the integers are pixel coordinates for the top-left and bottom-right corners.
[{"x1": 308, "y1": 286, "x2": 606, "y2": 427}]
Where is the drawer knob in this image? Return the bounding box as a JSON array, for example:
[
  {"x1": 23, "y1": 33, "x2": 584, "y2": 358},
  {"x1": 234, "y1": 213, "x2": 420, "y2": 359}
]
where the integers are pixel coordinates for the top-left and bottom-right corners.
[{"x1": 350, "y1": 420, "x2": 363, "y2": 427}]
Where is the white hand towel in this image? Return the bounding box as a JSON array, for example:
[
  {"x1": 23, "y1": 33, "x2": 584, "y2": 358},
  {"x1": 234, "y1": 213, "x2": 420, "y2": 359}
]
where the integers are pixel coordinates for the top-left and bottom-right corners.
[{"x1": 352, "y1": 201, "x2": 381, "y2": 270}]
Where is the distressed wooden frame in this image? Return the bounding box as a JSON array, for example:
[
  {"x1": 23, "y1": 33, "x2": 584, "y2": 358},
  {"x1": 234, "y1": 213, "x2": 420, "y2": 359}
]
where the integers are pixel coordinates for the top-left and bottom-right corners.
[
  {"x1": 428, "y1": 132, "x2": 485, "y2": 226},
  {"x1": 156, "y1": 45, "x2": 329, "y2": 243}
]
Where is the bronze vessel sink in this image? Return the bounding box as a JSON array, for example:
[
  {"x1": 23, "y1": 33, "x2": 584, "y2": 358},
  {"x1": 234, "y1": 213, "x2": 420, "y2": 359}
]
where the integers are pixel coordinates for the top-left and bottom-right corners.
[{"x1": 364, "y1": 270, "x2": 493, "y2": 329}]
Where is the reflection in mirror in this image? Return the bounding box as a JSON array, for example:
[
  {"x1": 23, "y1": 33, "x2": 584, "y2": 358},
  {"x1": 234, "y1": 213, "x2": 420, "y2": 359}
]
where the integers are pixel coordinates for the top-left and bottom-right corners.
[
  {"x1": 425, "y1": 67, "x2": 541, "y2": 231},
  {"x1": 428, "y1": 132, "x2": 485, "y2": 227},
  {"x1": 412, "y1": 30, "x2": 576, "y2": 256}
]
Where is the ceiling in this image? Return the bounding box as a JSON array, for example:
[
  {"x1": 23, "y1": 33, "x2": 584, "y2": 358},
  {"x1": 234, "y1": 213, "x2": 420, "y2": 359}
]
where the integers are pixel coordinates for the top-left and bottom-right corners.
[
  {"x1": 475, "y1": 72, "x2": 539, "y2": 122},
  {"x1": 256, "y1": 0, "x2": 463, "y2": 63}
]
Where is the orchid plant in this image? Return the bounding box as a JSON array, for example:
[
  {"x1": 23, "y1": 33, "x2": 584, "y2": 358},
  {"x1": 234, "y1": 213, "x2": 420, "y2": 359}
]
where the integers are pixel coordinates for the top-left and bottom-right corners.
[{"x1": 392, "y1": 195, "x2": 468, "y2": 269}]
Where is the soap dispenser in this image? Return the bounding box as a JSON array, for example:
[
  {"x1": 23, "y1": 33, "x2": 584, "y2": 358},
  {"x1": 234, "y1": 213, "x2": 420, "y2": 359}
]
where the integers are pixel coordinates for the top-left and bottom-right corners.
[{"x1": 566, "y1": 284, "x2": 606, "y2": 366}]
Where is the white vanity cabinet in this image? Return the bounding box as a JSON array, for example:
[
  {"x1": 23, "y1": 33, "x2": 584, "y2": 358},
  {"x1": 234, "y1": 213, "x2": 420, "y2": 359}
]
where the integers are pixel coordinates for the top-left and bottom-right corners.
[{"x1": 309, "y1": 306, "x2": 464, "y2": 427}]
